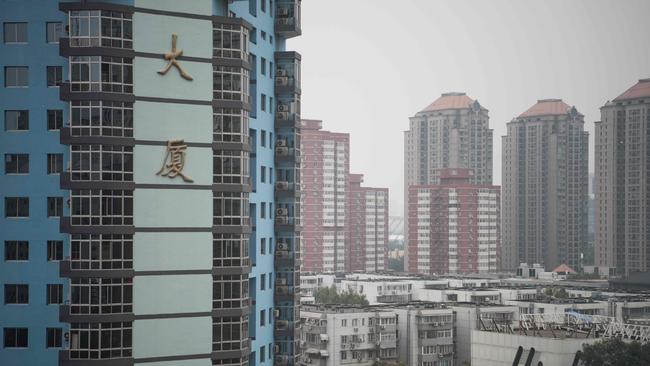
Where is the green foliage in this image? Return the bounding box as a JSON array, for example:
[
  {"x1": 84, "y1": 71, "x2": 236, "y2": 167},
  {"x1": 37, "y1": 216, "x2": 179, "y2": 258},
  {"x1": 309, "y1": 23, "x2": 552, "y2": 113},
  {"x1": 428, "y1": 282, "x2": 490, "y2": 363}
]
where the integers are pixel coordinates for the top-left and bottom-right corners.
[
  {"x1": 544, "y1": 287, "x2": 569, "y2": 299},
  {"x1": 313, "y1": 285, "x2": 369, "y2": 306},
  {"x1": 581, "y1": 338, "x2": 650, "y2": 366},
  {"x1": 388, "y1": 257, "x2": 404, "y2": 272}
]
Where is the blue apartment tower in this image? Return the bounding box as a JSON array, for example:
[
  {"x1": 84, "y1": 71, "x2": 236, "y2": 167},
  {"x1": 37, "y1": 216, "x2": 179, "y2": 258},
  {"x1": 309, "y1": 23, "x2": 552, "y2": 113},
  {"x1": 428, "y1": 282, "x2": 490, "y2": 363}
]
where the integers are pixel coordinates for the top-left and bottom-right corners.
[{"x1": 0, "y1": 1, "x2": 302, "y2": 365}]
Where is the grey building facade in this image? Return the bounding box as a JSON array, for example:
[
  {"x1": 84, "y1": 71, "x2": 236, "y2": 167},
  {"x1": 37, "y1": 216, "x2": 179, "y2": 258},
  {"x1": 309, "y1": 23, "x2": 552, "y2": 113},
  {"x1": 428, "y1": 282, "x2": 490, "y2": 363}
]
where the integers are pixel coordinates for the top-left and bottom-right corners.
[
  {"x1": 501, "y1": 99, "x2": 589, "y2": 271},
  {"x1": 595, "y1": 79, "x2": 650, "y2": 277}
]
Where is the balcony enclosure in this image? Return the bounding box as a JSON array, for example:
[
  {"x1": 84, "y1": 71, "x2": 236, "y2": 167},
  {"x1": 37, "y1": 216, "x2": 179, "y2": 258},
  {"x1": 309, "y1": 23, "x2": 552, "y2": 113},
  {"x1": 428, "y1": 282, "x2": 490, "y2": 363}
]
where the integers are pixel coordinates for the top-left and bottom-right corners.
[
  {"x1": 69, "y1": 101, "x2": 133, "y2": 137},
  {"x1": 70, "y1": 234, "x2": 133, "y2": 270},
  {"x1": 275, "y1": 54, "x2": 300, "y2": 91},
  {"x1": 275, "y1": 0, "x2": 301, "y2": 38},
  {"x1": 213, "y1": 108, "x2": 250, "y2": 144},
  {"x1": 68, "y1": 10, "x2": 133, "y2": 48},
  {"x1": 275, "y1": 94, "x2": 300, "y2": 127},
  {"x1": 213, "y1": 22, "x2": 249, "y2": 61},
  {"x1": 213, "y1": 150, "x2": 250, "y2": 185}
]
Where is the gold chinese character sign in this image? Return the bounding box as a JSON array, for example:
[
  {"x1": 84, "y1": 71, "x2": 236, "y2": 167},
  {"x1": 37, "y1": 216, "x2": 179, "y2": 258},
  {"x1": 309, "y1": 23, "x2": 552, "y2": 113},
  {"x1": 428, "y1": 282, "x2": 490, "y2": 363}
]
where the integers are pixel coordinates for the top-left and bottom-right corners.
[
  {"x1": 157, "y1": 139, "x2": 194, "y2": 183},
  {"x1": 158, "y1": 34, "x2": 193, "y2": 81}
]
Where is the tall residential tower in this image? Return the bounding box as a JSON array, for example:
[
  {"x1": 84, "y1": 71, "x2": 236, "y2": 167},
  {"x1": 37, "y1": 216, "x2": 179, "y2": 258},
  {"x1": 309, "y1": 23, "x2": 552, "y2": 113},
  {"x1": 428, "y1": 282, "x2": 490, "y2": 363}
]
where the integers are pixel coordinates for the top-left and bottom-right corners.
[
  {"x1": 404, "y1": 92, "x2": 493, "y2": 272},
  {"x1": 300, "y1": 119, "x2": 349, "y2": 273},
  {"x1": 502, "y1": 99, "x2": 589, "y2": 271},
  {"x1": 595, "y1": 79, "x2": 650, "y2": 277},
  {"x1": 0, "y1": 1, "x2": 302, "y2": 365}
]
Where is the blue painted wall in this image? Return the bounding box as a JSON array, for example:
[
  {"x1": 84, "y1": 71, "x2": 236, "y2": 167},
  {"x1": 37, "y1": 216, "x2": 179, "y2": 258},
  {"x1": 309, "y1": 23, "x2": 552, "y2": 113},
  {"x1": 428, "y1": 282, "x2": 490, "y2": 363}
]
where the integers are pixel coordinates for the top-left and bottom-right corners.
[
  {"x1": 228, "y1": 1, "x2": 278, "y2": 365},
  {"x1": 0, "y1": 1, "x2": 68, "y2": 365}
]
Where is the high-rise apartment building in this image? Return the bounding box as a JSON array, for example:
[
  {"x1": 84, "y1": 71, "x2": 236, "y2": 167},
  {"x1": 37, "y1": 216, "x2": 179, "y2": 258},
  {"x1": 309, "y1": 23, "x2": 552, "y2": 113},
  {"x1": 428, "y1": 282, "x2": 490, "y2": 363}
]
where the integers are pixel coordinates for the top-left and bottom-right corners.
[
  {"x1": 502, "y1": 99, "x2": 589, "y2": 272},
  {"x1": 0, "y1": 1, "x2": 302, "y2": 365},
  {"x1": 348, "y1": 174, "x2": 389, "y2": 273},
  {"x1": 595, "y1": 79, "x2": 650, "y2": 277},
  {"x1": 404, "y1": 92, "x2": 493, "y2": 272},
  {"x1": 300, "y1": 119, "x2": 349, "y2": 273},
  {"x1": 407, "y1": 169, "x2": 500, "y2": 275}
]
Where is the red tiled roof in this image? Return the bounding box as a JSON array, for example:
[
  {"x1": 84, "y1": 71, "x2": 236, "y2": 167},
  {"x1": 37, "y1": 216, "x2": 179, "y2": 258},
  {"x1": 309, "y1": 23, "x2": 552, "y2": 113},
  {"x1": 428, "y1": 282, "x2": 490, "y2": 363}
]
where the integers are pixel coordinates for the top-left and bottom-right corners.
[
  {"x1": 420, "y1": 92, "x2": 476, "y2": 112},
  {"x1": 613, "y1": 78, "x2": 650, "y2": 102},
  {"x1": 552, "y1": 263, "x2": 576, "y2": 274},
  {"x1": 518, "y1": 99, "x2": 572, "y2": 118}
]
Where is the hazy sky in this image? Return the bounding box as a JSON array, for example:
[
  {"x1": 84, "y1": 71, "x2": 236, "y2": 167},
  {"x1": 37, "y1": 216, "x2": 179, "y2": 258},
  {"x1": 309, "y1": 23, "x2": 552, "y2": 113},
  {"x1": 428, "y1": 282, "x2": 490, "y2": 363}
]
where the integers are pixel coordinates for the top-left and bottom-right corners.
[{"x1": 288, "y1": 0, "x2": 650, "y2": 216}]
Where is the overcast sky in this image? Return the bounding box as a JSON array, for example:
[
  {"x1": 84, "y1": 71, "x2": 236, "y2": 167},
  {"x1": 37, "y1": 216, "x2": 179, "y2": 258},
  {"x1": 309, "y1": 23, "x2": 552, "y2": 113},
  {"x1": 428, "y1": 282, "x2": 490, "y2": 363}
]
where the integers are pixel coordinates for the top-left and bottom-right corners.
[{"x1": 287, "y1": 0, "x2": 650, "y2": 216}]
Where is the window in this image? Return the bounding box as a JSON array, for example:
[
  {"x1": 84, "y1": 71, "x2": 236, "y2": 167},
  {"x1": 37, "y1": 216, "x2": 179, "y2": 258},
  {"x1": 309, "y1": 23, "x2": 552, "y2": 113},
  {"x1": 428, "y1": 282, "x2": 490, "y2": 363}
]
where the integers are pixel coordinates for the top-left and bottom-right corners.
[
  {"x1": 46, "y1": 328, "x2": 62, "y2": 348},
  {"x1": 69, "y1": 10, "x2": 132, "y2": 48},
  {"x1": 47, "y1": 66, "x2": 63, "y2": 87},
  {"x1": 261, "y1": 57, "x2": 266, "y2": 75},
  {"x1": 213, "y1": 234, "x2": 249, "y2": 268},
  {"x1": 4, "y1": 154, "x2": 29, "y2": 174},
  {"x1": 260, "y1": 309, "x2": 266, "y2": 326},
  {"x1": 261, "y1": 130, "x2": 266, "y2": 147},
  {"x1": 261, "y1": 93, "x2": 266, "y2": 111},
  {"x1": 4, "y1": 284, "x2": 29, "y2": 304},
  {"x1": 47, "y1": 110, "x2": 63, "y2": 130},
  {"x1": 47, "y1": 197, "x2": 63, "y2": 217},
  {"x1": 70, "y1": 56, "x2": 133, "y2": 93},
  {"x1": 213, "y1": 108, "x2": 249, "y2": 143},
  {"x1": 5, "y1": 110, "x2": 29, "y2": 131},
  {"x1": 47, "y1": 240, "x2": 63, "y2": 261},
  {"x1": 268, "y1": 274, "x2": 272, "y2": 290},
  {"x1": 261, "y1": 31, "x2": 266, "y2": 40},
  {"x1": 3, "y1": 22, "x2": 27, "y2": 43},
  {"x1": 46, "y1": 22, "x2": 63, "y2": 43},
  {"x1": 70, "y1": 145, "x2": 133, "y2": 181},
  {"x1": 249, "y1": 0, "x2": 257, "y2": 16},
  {"x1": 70, "y1": 101, "x2": 133, "y2": 137},
  {"x1": 70, "y1": 234, "x2": 133, "y2": 270},
  {"x1": 261, "y1": 274, "x2": 266, "y2": 290},
  {"x1": 213, "y1": 150, "x2": 249, "y2": 185},
  {"x1": 213, "y1": 192, "x2": 249, "y2": 226},
  {"x1": 260, "y1": 202, "x2": 266, "y2": 218},
  {"x1": 69, "y1": 322, "x2": 132, "y2": 359},
  {"x1": 261, "y1": 238, "x2": 266, "y2": 254},
  {"x1": 47, "y1": 154, "x2": 63, "y2": 174},
  {"x1": 213, "y1": 23, "x2": 249, "y2": 60},
  {"x1": 5, "y1": 241, "x2": 28, "y2": 261},
  {"x1": 71, "y1": 189, "x2": 133, "y2": 226},
  {"x1": 46, "y1": 284, "x2": 63, "y2": 305},
  {"x1": 261, "y1": 0, "x2": 266, "y2": 13},
  {"x1": 260, "y1": 345, "x2": 265, "y2": 362},
  {"x1": 213, "y1": 65, "x2": 250, "y2": 102},
  {"x1": 4, "y1": 66, "x2": 28, "y2": 87},
  {"x1": 3, "y1": 328, "x2": 28, "y2": 348},
  {"x1": 5, "y1": 197, "x2": 29, "y2": 218}
]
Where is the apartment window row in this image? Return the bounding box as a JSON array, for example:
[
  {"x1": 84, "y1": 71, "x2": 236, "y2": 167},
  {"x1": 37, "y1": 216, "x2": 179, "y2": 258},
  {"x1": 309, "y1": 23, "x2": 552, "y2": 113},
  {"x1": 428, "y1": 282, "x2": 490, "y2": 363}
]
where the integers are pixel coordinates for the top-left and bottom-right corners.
[
  {"x1": 213, "y1": 65, "x2": 250, "y2": 102},
  {"x1": 3, "y1": 66, "x2": 62, "y2": 88},
  {"x1": 70, "y1": 234, "x2": 133, "y2": 270},
  {"x1": 213, "y1": 150, "x2": 250, "y2": 185},
  {"x1": 4, "y1": 197, "x2": 64, "y2": 218},
  {"x1": 70, "y1": 278, "x2": 133, "y2": 315},
  {"x1": 3, "y1": 327, "x2": 63, "y2": 348},
  {"x1": 69, "y1": 10, "x2": 133, "y2": 48},
  {"x1": 3, "y1": 283, "x2": 63, "y2": 305},
  {"x1": 213, "y1": 192, "x2": 250, "y2": 226},
  {"x1": 4, "y1": 153, "x2": 64, "y2": 174},
  {"x1": 3, "y1": 110, "x2": 64, "y2": 131},
  {"x1": 69, "y1": 322, "x2": 132, "y2": 359},
  {"x1": 5, "y1": 240, "x2": 63, "y2": 262},
  {"x1": 213, "y1": 275, "x2": 249, "y2": 309},
  {"x1": 3, "y1": 21, "x2": 63, "y2": 44},
  {"x1": 212, "y1": 315, "x2": 249, "y2": 352},
  {"x1": 213, "y1": 233, "x2": 250, "y2": 268},
  {"x1": 213, "y1": 23, "x2": 249, "y2": 60},
  {"x1": 70, "y1": 56, "x2": 133, "y2": 93},
  {"x1": 71, "y1": 145, "x2": 133, "y2": 181},
  {"x1": 213, "y1": 108, "x2": 249, "y2": 143},
  {"x1": 70, "y1": 100, "x2": 133, "y2": 137},
  {"x1": 70, "y1": 189, "x2": 133, "y2": 226}
]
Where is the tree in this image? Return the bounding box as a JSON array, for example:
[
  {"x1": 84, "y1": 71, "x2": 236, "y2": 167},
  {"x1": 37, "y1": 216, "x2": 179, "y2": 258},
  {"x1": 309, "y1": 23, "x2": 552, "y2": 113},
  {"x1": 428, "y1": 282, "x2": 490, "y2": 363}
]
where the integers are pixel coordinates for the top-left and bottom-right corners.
[
  {"x1": 544, "y1": 287, "x2": 569, "y2": 299},
  {"x1": 313, "y1": 285, "x2": 369, "y2": 306},
  {"x1": 581, "y1": 338, "x2": 650, "y2": 366},
  {"x1": 388, "y1": 257, "x2": 404, "y2": 272}
]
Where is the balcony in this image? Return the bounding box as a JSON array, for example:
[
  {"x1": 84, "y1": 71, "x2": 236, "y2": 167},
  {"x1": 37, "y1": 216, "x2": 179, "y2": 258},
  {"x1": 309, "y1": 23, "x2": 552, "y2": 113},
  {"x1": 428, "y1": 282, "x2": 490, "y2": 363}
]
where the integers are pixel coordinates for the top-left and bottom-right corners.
[
  {"x1": 275, "y1": 144, "x2": 299, "y2": 163},
  {"x1": 275, "y1": 319, "x2": 299, "y2": 337},
  {"x1": 275, "y1": 98, "x2": 301, "y2": 129},
  {"x1": 275, "y1": 250, "x2": 299, "y2": 269},
  {"x1": 275, "y1": 214, "x2": 300, "y2": 232},
  {"x1": 275, "y1": 181, "x2": 300, "y2": 199},
  {"x1": 59, "y1": 259, "x2": 134, "y2": 279},
  {"x1": 275, "y1": 0, "x2": 301, "y2": 38},
  {"x1": 275, "y1": 51, "x2": 301, "y2": 95}
]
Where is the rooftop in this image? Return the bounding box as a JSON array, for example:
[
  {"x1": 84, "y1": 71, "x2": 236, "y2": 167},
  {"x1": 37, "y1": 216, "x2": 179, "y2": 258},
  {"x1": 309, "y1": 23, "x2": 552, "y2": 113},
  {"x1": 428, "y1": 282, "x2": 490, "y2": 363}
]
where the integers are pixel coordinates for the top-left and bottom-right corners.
[
  {"x1": 518, "y1": 99, "x2": 577, "y2": 118},
  {"x1": 419, "y1": 92, "x2": 484, "y2": 113},
  {"x1": 613, "y1": 78, "x2": 650, "y2": 102}
]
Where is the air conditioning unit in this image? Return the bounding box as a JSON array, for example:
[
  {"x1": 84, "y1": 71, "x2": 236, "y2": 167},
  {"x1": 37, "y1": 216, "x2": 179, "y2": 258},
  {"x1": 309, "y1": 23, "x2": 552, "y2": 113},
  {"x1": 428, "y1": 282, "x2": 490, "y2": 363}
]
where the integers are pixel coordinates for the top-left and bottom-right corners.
[
  {"x1": 274, "y1": 344, "x2": 280, "y2": 353},
  {"x1": 277, "y1": 320, "x2": 289, "y2": 328},
  {"x1": 275, "y1": 216, "x2": 289, "y2": 225},
  {"x1": 276, "y1": 181, "x2": 290, "y2": 190},
  {"x1": 277, "y1": 111, "x2": 289, "y2": 120},
  {"x1": 276, "y1": 278, "x2": 287, "y2": 285},
  {"x1": 276, "y1": 208, "x2": 288, "y2": 216},
  {"x1": 276, "y1": 139, "x2": 288, "y2": 147},
  {"x1": 300, "y1": 341, "x2": 307, "y2": 347},
  {"x1": 350, "y1": 343, "x2": 356, "y2": 349},
  {"x1": 275, "y1": 146, "x2": 289, "y2": 155},
  {"x1": 277, "y1": 103, "x2": 289, "y2": 112},
  {"x1": 278, "y1": 242, "x2": 289, "y2": 251},
  {"x1": 353, "y1": 327, "x2": 359, "y2": 332},
  {"x1": 276, "y1": 69, "x2": 288, "y2": 77},
  {"x1": 275, "y1": 309, "x2": 281, "y2": 318},
  {"x1": 380, "y1": 325, "x2": 385, "y2": 330},
  {"x1": 276, "y1": 76, "x2": 289, "y2": 86},
  {"x1": 277, "y1": 8, "x2": 290, "y2": 16},
  {"x1": 305, "y1": 358, "x2": 312, "y2": 364}
]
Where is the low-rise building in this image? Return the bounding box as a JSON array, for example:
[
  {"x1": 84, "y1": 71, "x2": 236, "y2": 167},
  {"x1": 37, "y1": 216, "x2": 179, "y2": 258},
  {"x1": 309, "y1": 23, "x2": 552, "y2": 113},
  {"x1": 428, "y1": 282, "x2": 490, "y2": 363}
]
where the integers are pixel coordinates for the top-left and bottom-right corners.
[
  {"x1": 299, "y1": 304, "x2": 399, "y2": 366},
  {"x1": 451, "y1": 303, "x2": 519, "y2": 366},
  {"x1": 395, "y1": 303, "x2": 455, "y2": 366}
]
